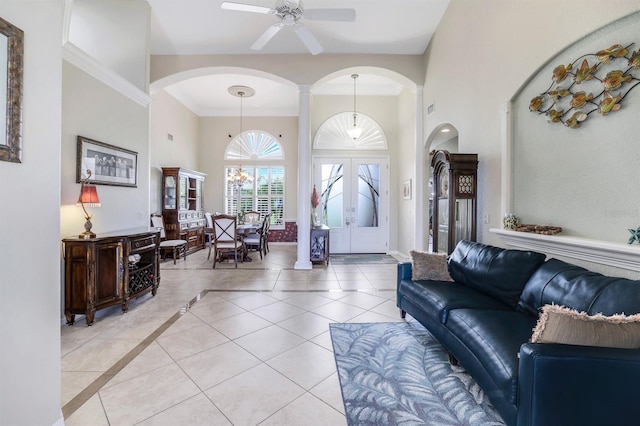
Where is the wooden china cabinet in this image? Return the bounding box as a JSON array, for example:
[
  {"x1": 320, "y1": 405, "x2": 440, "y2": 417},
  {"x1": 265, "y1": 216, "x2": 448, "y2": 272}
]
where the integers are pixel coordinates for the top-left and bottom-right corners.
[{"x1": 161, "y1": 167, "x2": 207, "y2": 254}]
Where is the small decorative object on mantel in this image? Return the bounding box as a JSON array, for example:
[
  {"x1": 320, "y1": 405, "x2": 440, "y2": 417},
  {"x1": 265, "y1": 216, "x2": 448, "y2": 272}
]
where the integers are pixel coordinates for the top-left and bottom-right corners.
[
  {"x1": 503, "y1": 213, "x2": 519, "y2": 230},
  {"x1": 515, "y1": 224, "x2": 563, "y2": 235},
  {"x1": 627, "y1": 226, "x2": 640, "y2": 244},
  {"x1": 529, "y1": 42, "x2": 640, "y2": 129},
  {"x1": 311, "y1": 184, "x2": 321, "y2": 228}
]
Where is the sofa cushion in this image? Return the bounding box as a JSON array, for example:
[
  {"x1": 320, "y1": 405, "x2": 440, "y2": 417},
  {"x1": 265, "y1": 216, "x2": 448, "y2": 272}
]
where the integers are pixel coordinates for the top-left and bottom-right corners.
[
  {"x1": 398, "y1": 279, "x2": 512, "y2": 324},
  {"x1": 531, "y1": 304, "x2": 640, "y2": 349},
  {"x1": 518, "y1": 258, "x2": 640, "y2": 316},
  {"x1": 446, "y1": 309, "x2": 538, "y2": 405},
  {"x1": 410, "y1": 250, "x2": 453, "y2": 281},
  {"x1": 448, "y1": 240, "x2": 547, "y2": 309}
]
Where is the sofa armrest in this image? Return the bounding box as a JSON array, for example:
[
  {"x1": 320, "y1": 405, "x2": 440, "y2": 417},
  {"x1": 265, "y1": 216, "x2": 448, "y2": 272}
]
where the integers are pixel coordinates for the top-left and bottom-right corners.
[
  {"x1": 518, "y1": 342, "x2": 640, "y2": 426},
  {"x1": 396, "y1": 262, "x2": 412, "y2": 315}
]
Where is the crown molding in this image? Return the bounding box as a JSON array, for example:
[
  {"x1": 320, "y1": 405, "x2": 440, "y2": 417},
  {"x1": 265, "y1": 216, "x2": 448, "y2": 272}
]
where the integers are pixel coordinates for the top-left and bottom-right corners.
[{"x1": 63, "y1": 42, "x2": 151, "y2": 107}]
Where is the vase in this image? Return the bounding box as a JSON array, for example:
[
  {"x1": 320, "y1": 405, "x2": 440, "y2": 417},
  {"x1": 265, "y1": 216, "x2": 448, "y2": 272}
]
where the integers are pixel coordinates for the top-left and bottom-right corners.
[
  {"x1": 312, "y1": 207, "x2": 320, "y2": 227},
  {"x1": 503, "y1": 214, "x2": 518, "y2": 230}
]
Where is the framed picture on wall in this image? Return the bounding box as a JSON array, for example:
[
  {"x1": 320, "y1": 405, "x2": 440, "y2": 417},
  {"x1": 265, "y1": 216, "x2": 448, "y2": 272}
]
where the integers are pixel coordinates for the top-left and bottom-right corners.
[
  {"x1": 403, "y1": 179, "x2": 412, "y2": 199},
  {"x1": 76, "y1": 136, "x2": 138, "y2": 187}
]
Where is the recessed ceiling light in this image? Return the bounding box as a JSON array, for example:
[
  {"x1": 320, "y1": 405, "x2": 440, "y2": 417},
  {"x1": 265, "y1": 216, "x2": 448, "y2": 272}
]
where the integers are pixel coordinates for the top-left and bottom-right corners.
[{"x1": 441, "y1": 128, "x2": 450, "y2": 133}]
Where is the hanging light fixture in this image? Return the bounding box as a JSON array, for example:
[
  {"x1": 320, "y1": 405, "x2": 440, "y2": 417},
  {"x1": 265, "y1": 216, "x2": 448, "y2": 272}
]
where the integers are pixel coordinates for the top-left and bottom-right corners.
[
  {"x1": 228, "y1": 85, "x2": 256, "y2": 215},
  {"x1": 347, "y1": 73, "x2": 363, "y2": 140}
]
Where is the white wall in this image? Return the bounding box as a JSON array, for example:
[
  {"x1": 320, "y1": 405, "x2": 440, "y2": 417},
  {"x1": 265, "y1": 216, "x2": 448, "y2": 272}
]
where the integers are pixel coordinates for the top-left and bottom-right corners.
[
  {"x1": 423, "y1": 0, "x2": 640, "y2": 248},
  {"x1": 396, "y1": 88, "x2": 417, "y2": 256},
  {"x1": 0, "y1": 2, "x2": 63, "y2": 425},
  {"x1": 68, "y1": 0, "x2": 149, "y2": 91}
]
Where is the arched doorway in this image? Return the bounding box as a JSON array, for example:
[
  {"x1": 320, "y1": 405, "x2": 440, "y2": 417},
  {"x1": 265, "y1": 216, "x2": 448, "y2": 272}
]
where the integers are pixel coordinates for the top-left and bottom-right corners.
[{"x1": 425, "y1": 123, "x2": 459, "y2": 251}]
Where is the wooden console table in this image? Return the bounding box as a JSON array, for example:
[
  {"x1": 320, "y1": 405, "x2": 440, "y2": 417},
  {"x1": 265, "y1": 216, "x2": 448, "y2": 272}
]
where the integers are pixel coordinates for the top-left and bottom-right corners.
[{"x1": 63, "y1": 228, "x2": 161, "y2": 325}]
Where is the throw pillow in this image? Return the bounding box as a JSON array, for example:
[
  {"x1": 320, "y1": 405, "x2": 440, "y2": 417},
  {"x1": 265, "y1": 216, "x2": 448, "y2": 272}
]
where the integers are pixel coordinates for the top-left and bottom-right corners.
[
  {"x1": 410, "y1": 250, "x2": 453, "y2": 282},
  {"x1": 531, "y1": 304, "x2": 640, "y2": 349}
]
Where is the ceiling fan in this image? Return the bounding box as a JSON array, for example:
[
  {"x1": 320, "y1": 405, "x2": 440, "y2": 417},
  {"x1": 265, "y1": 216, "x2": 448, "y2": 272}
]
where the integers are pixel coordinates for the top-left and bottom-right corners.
[{"x1": 221, "y1": 0, "x2": 356, "y2": 55}]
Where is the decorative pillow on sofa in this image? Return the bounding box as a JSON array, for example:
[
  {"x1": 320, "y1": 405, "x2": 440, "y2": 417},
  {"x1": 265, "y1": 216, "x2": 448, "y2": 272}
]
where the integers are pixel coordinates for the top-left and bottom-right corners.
[
  {"x1": 531, "y1": 304, "x2": 640, "y2": 349},
  {"x1": 410, "y1": 250, "x2": 453, "y2": 282}
]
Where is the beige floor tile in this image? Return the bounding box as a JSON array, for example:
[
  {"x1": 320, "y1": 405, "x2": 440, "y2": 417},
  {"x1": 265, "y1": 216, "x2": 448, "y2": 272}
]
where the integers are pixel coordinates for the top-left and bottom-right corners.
[
  {"x1": 277, "y1": 311, "x2": 334, "y2": 339},
  {"x1": 204, "y1": 363, "x2": 305, "y2": 426},
  {"x1": 260, "y1": 392, "x2": 346, "y2": 426},
  {"x1": 338, "y1": 292, "x2": 388, "y2": 310},
  {"x1": 156, "y1": 324, "x2": 229, "y2": 360},
  {"x1": 210, "y1": 311, "x2": 271, "y2": 339},
  {"x1": 349, "y1": 310, "x2": 404, "y2": 323},
  {"x1": 267, "y1": 341, "x2": 336, "y2": 390},
  {"x1": 61, "y1": 338, "x2": 142, "y2": 372},
  {"x1": 178, "y1": 341, "x2": 260, "y2": 390},
  {"x1": 64, "y1": 394, "x2": 109, "y2": 426},
  {"x1": 137, "y1": 393, "x2": 232, "y2": 426},
  {"x1": 189, "y1": 299, "x2": 246, "y2": 323},
  {"x1": 61, "y1": 371, "x2": 103, "y2": 406},
  {"x1": 228, "y1": 292, "x2": 280, "y2": 310},
  {"x1": 339, "y1": 279, "x2": 375, "y2": 290},
  {"x1": 284, "y1": 293, "x2": 334, "y2": 310},
  {"x1": 310, "y1": 373, "x2": 346, "y2": 415},
  {"x1": 100, "y1": 363, "x2": 201, "y2": 426},
  {"x1": 234, "y1": 325, "x2": 305, "y2": 361},
  {"x1": 251, "y1": 300, "x2": 306, "y2": 323},
  {"x1": 102, "y1": 342, "x2": 175, "y2": 389},
  {"x1": 370, "y1": 299, "x2": 404, "y2": 318},
  {"x1": 311, "y1": 300, "x2": 367, "y2": 322},
  {"x1": 310, "y1": 329, "x2": 335, "y2": 351}
]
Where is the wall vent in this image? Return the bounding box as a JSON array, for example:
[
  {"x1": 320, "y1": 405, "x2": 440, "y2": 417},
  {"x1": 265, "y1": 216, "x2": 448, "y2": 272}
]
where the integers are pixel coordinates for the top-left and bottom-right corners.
[{"x1": 427, "y1": 104, "x2": 435, "y2": 115}]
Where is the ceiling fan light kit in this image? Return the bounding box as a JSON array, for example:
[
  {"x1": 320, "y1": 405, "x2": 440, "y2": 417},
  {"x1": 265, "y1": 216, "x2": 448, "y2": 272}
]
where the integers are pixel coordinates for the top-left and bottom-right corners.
[{"x1": 221, "y1": 0, "x2": 355, "y2": 55}]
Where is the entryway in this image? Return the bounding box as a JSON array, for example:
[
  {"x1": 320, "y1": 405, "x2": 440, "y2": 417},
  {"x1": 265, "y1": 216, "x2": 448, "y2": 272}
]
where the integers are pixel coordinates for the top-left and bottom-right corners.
[{"x1": 313, "y1": 156, "x2": 389, "y2": 254}]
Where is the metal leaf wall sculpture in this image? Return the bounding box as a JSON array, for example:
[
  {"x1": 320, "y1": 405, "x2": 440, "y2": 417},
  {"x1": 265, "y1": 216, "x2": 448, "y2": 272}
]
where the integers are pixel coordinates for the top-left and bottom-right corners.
[{"x1": 530, "y1": 43, "x2": 640, "y2": 128}]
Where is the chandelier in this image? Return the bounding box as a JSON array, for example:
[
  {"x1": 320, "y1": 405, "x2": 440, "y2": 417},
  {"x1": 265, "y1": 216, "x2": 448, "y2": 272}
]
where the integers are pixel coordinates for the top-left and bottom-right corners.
[{"x1": 347, "y1": 73, "x2": 363, "y2": 140}]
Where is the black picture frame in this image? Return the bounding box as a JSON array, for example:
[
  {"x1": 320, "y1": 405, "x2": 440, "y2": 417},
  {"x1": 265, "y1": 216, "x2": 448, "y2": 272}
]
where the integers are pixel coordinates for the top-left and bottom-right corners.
[{"x1": 76, "y1": 136, "x2": 138, "y2": 187}]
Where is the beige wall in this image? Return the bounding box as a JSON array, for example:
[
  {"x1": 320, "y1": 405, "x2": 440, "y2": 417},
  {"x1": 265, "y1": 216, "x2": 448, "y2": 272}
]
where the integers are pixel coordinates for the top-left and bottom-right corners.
[
  {"x1": 512, "y1": 11, "x2": 640, "y2": 243},
  {"x1": 61, "y1": 62, "x2": 151, "y2": 239},
  {"x1": 149, "y1": 89, "x2": 200, "y2": 214},
  {"x1": 0, "y1": 2, "x2": 63, "y2": 425},
  {"x1": 423, "y1": 0, "x2": 640, "y2": 248},
  {"x1": 197, "y1": 115, "x2": 298, "y2": 220}
]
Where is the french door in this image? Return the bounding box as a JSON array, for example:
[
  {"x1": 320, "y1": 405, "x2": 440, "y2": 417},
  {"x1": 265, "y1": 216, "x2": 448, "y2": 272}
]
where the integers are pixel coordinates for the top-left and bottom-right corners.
[{"x1": 313, "y1": 156, "x2": 388, "y2": 253}]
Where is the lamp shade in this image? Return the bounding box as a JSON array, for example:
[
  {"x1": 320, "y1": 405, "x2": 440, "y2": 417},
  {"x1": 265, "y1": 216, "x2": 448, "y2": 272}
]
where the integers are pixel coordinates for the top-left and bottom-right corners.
[{"x1": 77, "y1": 184, "x2": 101, "y2": 207}]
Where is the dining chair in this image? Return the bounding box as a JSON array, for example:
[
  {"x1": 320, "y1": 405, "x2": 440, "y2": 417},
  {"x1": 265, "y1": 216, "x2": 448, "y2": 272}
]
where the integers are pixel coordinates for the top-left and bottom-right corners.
[
  {"x1": 204, "y1": 212, "x2": 215, "y2": 260},
  {"x1": 243, "y1": 210, "x2": 261, "y2": 224},
  {"x1": 212, "y1": 214, "x2": 244, "y2": 268},
  {"x1": 262, "y1": 212, "x2": 272, "y2": 255},
  {"x1": 243, "y1": 219, "x2": 267, "y2": 259},
  {"x1": 150, "y1": 214, "x2": 188, "y2": 264}
]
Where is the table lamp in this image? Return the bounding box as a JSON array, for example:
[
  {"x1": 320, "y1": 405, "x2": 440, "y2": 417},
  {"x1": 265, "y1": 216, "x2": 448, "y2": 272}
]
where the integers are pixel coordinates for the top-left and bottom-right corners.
[{"x1": 77, "y1": 169, "x2": 101, "y2": 239}]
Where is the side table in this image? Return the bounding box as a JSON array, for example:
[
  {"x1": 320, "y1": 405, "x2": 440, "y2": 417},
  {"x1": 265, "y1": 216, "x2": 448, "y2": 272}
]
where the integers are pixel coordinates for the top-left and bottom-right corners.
[{"x1": 310, "y1": 225, "x2": 330, "y2": 265}]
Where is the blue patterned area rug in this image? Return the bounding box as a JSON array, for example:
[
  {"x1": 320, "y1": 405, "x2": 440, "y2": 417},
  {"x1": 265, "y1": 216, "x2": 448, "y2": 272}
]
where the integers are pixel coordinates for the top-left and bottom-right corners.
[{"x1": 330, "y1": 322, "x2": 506, "y2": 426}]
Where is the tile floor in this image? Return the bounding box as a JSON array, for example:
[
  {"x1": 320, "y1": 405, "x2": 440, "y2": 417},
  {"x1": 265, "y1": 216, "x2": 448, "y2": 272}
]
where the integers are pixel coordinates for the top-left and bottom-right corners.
[{"x1": 61, "y1": 244, "x2": 407, "y2": 425}]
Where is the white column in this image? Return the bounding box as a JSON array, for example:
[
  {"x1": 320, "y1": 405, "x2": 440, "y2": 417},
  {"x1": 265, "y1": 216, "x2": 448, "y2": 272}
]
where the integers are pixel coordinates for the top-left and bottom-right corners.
[
  {"x1": 295, "y1": 85, "x2": 313, "y2": 270},
  {"x1": 414, "y1": 86, "x2": 425, "y2": 251}
]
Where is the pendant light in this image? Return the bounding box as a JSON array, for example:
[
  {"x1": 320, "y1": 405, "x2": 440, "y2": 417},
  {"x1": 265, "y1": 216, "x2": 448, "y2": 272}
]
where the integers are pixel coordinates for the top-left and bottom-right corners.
[
  {"x1": 347, "y1": 73, "x2": 363, "y2": 140},
  {"x1": 228, "y1": 85, "x2": 255, "y2": 215}
]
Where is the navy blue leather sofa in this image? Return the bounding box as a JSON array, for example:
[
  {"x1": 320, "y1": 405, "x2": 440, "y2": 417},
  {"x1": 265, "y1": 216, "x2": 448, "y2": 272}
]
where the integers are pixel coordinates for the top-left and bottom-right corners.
[{"x1": 397, "y1": 240, "x2": 640, "y2": 426}]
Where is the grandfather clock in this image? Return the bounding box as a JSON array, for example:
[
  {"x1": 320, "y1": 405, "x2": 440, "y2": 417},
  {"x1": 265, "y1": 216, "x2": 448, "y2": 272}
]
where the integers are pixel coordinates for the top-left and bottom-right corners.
[{"x1": 431, "y1": 150, "x2": 478, "y2": 254}]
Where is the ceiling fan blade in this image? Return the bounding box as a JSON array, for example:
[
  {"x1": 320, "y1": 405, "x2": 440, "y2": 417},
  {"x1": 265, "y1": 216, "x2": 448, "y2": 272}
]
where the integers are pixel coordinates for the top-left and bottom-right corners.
[
  {"x1": 221, "y1": 2, "x2": 274, "y2": 15},
  {"x1": 251, "y1": 24, "x2": 283, "y2": 50},
  {"x1": 294, "y1": 25, "x2": 323, "y2": 55},
  {"x1": 303, "y1": 8, "x2": 355, "y2": 22}
]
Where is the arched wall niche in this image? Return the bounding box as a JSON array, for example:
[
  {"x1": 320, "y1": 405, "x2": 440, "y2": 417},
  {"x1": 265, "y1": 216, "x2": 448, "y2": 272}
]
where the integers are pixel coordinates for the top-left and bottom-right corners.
[{"x1": 509, "y1": 11, "x2": 640, "y2": 244}]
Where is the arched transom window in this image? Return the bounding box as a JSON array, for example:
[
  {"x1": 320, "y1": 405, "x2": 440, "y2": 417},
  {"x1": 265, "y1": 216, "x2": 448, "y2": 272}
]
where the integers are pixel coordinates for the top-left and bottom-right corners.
[
  {"x1": 224, "y1": 130, "x2": 285, "y2": 229},
  {"x1": 313, "y1": 112, "x2": 388, "y2": 150}
]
